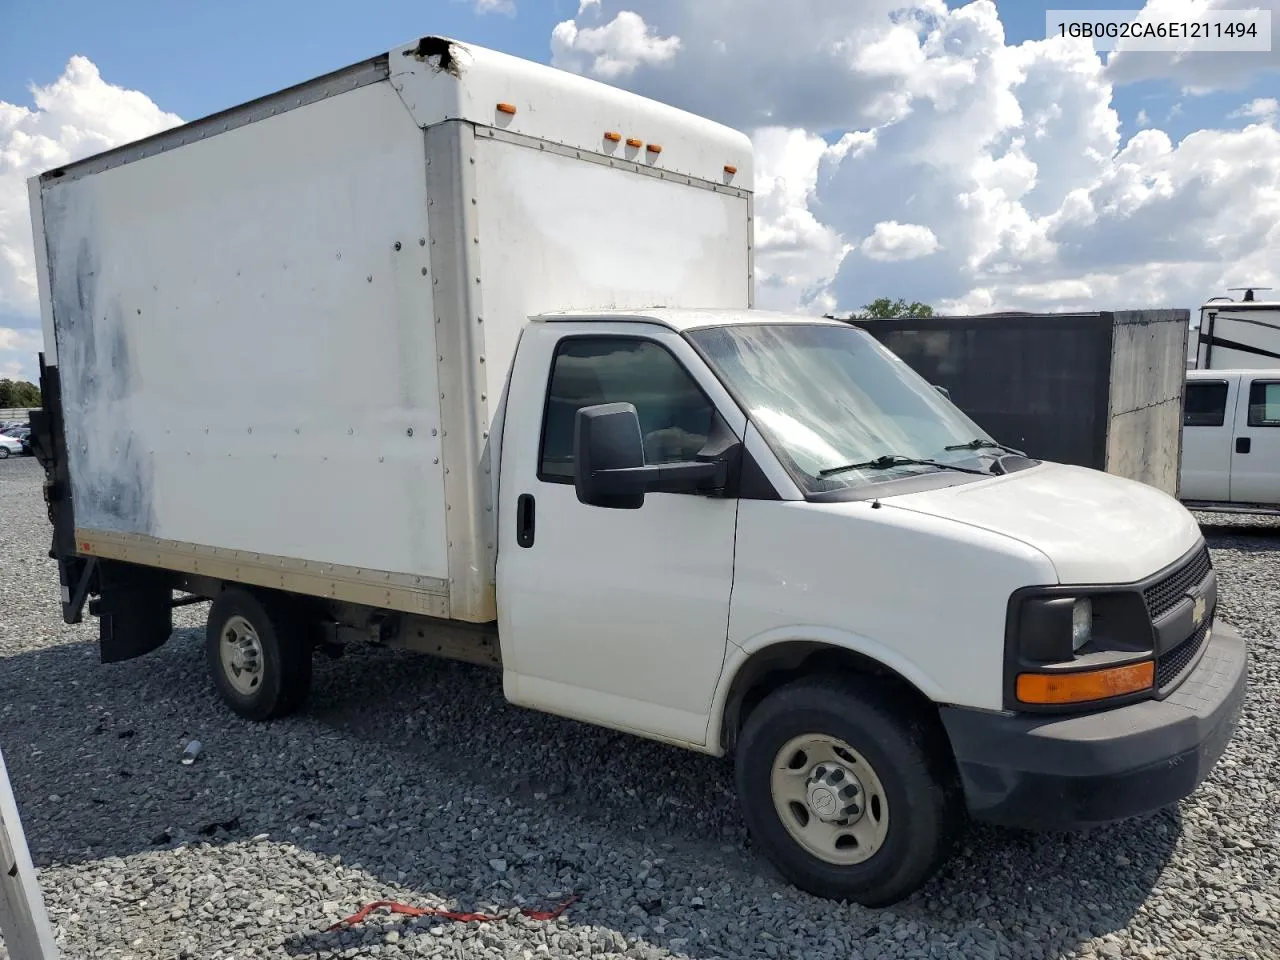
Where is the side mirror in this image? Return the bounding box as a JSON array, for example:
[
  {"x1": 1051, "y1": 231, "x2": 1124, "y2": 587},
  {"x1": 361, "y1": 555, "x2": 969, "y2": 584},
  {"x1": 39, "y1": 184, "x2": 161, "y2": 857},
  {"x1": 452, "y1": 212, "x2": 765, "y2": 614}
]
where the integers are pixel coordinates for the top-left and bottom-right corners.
[
  {"x1": 573, "y1": 402, "x2": 648, "y2": 509},
  {"x1": 933, "y1": 384, "x2": 951, "y2": 401},
  {"x1": 573, "y1": 402, "x2": 739, "y2": 509}
]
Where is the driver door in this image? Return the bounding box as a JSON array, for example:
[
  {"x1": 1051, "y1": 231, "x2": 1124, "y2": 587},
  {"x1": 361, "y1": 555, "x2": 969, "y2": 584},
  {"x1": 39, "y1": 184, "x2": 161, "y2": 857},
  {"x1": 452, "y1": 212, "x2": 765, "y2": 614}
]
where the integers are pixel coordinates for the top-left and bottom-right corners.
[{"x1": 496, "y1": 320, "x2": 745, "y2": 746}]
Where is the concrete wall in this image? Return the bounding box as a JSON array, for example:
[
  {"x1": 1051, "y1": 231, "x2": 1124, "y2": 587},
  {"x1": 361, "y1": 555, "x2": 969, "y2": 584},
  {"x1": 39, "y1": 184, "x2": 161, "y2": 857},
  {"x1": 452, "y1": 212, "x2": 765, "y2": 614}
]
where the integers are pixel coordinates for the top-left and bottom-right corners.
[{"x1": 1105, "y1": 310, "x2": 1189, "y2": 497}]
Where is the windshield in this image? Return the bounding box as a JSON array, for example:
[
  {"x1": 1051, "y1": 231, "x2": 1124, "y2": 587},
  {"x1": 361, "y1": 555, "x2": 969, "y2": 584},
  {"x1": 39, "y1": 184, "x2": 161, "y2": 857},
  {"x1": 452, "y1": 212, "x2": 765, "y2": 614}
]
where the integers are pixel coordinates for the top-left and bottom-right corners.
[{"x1": 687, "y1": 321, "x2": 1000, "y2": 495}]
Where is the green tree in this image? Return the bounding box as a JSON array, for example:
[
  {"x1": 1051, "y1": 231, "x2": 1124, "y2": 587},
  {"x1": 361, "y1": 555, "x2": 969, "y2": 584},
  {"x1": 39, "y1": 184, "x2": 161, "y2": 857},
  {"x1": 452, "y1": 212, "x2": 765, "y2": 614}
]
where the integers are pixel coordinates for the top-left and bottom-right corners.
[
  {"x1": 0, "y1": 379, "x2": 41, "y2": 408},
  {"x1": 849, "y1": 297, "x2": 935, "y2": 320}
]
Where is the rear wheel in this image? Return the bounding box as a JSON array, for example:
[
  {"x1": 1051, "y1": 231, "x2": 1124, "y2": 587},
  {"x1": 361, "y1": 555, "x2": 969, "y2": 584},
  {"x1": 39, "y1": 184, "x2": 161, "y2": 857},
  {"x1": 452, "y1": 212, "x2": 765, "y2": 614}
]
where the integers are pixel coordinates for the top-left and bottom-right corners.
[
  {"x1": 0, "y1": 447, "x2": 9, "y2": 459},
  {"x1": 735, "y1": 675, "x2": 963, "y2": 907},
  {"x1": 205, "y1": 588, "x2": 313, "y2": 721}
]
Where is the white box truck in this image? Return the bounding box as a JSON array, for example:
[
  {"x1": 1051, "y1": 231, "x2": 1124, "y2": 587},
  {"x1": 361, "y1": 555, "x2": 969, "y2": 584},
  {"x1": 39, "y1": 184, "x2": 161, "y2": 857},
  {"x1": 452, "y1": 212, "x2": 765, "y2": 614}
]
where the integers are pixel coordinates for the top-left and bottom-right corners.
[{"x1": 26, "y1": 36, "x2": 1246, "y2": 907}]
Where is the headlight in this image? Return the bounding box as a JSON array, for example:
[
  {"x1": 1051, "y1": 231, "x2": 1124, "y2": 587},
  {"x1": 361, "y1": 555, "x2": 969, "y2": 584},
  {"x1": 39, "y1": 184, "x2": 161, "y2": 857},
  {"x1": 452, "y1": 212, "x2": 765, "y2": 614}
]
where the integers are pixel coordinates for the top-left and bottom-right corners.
[
  {"x1": 1006, "y1": 588, "x2": 1155, "y2": 711},
  {"x1": 1015, "y1": 595, "x2": 1092, "y2": 662},
  {"x1": 1071, "y1": 598, "x2": 1092, "y2": 652}
]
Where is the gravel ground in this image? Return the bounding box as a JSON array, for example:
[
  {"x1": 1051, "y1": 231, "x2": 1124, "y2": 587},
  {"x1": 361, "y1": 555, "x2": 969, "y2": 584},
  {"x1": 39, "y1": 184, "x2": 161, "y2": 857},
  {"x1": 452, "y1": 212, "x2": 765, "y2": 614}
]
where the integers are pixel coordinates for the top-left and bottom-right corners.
[{"x1": 1, "y1": 453, "x2": 1279, "y2": 959}]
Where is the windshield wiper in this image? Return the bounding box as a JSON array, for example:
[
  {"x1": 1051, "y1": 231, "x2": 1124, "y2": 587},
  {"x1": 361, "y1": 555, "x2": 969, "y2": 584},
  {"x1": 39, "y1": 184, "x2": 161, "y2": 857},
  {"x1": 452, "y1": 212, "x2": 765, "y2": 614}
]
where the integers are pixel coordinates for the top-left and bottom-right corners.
[
  {"x1": 818, "y1": 454, "x2": 989, "y2": 478},
  {"x1": 943, "y1": 438, "x2": 1026, "y2": 457}
]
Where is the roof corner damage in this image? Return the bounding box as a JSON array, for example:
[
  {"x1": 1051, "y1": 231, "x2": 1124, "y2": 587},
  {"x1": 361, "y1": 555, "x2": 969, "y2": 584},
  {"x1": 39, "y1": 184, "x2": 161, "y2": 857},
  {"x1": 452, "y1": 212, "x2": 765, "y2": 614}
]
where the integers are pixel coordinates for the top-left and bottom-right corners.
[{"x1": 404, "y1": 36, "x2": 466, "y2": 77}]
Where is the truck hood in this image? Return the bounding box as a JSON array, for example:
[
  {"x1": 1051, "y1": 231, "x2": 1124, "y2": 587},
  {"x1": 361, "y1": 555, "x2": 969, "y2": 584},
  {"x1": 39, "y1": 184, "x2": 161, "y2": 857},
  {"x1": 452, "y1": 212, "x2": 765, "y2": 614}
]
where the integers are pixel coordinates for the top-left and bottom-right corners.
[{"x1": 880, "y1": 462, "x2": 1202, "y2": 584}]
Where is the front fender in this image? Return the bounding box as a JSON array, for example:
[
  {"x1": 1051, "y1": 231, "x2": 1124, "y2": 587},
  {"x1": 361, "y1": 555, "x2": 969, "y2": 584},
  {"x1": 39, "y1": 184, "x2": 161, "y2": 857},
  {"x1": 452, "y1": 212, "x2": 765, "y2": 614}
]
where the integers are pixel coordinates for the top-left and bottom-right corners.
[{"x1": 704, "y1": 626, "x2": 949, "y2": 756}]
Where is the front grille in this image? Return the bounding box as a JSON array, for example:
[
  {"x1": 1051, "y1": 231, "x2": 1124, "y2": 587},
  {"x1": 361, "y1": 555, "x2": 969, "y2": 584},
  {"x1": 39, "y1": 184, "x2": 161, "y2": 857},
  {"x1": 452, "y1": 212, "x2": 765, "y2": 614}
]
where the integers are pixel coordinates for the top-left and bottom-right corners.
[
  {"x1": 1156, "y1": 616, "x2": 1211, "y2": 689},
  {"x1": 1143, "y1": 546, "x2": 1212, "y2": 621}
]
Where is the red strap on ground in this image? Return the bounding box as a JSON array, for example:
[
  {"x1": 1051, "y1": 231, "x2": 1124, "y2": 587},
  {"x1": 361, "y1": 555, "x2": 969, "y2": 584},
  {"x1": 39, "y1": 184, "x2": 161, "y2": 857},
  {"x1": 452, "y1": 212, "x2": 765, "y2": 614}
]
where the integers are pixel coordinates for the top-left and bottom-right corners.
[{"x1": 325, "y1": 894, "x2": 580, "y2": 933}]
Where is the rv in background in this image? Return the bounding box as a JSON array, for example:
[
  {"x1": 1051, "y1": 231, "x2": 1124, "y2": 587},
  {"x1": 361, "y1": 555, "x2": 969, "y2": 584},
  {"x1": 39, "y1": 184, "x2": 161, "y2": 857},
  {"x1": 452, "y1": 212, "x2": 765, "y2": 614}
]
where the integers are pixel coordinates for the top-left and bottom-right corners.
[{"x1": 1194, "y1": 287, "x2": 1280, "y2": 370}]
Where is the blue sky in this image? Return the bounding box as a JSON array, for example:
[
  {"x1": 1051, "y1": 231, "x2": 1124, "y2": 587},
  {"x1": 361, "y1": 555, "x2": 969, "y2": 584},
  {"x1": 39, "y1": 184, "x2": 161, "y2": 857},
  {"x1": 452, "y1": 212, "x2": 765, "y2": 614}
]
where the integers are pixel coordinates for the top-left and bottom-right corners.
[
  {"x1": 2, "y1": 0, "x2": 1279, "y2": 381},
  {"x1": 0, "y1": 0, "x2": 565, "y2": 118},
  {"x1": 3, "y1": 0, "x2": 1273, "y2": 147}
]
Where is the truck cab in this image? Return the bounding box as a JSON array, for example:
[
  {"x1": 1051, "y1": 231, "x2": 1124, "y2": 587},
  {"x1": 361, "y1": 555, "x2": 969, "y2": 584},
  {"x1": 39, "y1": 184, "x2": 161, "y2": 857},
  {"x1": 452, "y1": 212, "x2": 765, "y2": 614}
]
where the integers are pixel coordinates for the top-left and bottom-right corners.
[
  {"x1": 1181, "y1": 368, "x2": 1280, "y2": 512},
  {"x1": 495, "y1": 308, "x2": 1247, "y2": 906}
]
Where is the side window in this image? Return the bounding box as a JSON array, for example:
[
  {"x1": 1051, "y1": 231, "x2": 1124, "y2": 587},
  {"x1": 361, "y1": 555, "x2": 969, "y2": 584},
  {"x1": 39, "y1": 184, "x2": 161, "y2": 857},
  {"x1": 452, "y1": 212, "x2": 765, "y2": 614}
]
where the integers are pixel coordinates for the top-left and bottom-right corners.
[
  {"x1": 1248, "y1": 380, "x2": 1280, "y2": 427},
  {"x1": 1184, "y1": 381, "x2": 1229, "y2": 427},
  {"x1": 539, "y1": 337, "x2": 714, "y2": 481}
]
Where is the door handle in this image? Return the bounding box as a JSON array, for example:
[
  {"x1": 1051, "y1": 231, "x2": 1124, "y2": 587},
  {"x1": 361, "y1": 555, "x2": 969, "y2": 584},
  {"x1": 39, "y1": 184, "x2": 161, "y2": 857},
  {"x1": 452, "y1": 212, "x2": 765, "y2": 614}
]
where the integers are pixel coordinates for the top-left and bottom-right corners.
[
  {"x1": 1236, "y1": 437, "x2": 1252, "y2": 454},
  {"x1": 516, "y1": 493, "x2": 536, "y2": 548}
]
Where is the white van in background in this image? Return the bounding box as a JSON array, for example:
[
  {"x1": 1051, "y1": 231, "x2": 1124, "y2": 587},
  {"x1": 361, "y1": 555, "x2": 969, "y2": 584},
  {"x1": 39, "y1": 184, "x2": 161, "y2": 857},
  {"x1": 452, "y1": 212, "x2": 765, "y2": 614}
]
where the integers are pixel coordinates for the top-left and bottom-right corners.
[{"x1": 1182, "y1": 369, "x2": 1280, "y2": 514}]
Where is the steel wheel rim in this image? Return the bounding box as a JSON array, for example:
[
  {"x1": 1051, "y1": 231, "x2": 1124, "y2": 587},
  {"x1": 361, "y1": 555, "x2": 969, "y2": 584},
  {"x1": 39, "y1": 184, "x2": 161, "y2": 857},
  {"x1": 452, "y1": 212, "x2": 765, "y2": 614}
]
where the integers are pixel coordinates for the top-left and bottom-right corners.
[
  {"x1": 219, "y1": 615, "x2": 265, "y2": 696},
  {"x1": 770, "y1": 733, "x2": 890, "y2": 866}
]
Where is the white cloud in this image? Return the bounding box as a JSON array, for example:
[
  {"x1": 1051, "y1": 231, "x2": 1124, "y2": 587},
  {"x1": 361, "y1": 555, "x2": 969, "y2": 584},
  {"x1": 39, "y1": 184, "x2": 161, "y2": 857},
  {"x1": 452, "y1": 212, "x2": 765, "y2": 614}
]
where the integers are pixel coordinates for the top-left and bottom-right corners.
[
  {"x1": 1105, "y1": 0, "x2": 1280, "y2": 92},
  {"x1": 860, "y1": 221, "x2": 940, "y2": 261},
  {"x1": 553, "y1": 1, "x2": 954, "y2": 132},
  {"x1": 547, "y1": 0, "x2": 1280, "y2": 317},
  {"x1": 0, "y1": 328, "x2": 43, "y2": 381},
  {"x1": 750, "y1": 128, "x2": 852, "y2": 312},
  {"x1": 474, "y1": 0, "x2": 516, "y2": 14},
  {"x1": 1137, "y1": 108, "x2": 1151, "y2": 127},
  {"x1": 0, "y1": 56, "x2": 182, "y2": 382},
  {"x1": 1231, "y1": 97, "x2": 1279, "y2": 123},
  {"x1": 0, "y1": 327, "x2": 41, "y2": 352},
  {"x1": 551, "y1": 11, "x2": 681, "y2": 79}
]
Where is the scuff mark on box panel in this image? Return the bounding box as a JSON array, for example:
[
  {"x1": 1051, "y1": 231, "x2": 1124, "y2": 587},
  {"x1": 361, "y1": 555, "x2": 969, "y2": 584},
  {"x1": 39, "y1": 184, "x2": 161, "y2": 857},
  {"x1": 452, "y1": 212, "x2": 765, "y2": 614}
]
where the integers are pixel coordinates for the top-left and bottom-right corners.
[{"x1": 43, "y1": 187, "x2": 155, "y2": 537}]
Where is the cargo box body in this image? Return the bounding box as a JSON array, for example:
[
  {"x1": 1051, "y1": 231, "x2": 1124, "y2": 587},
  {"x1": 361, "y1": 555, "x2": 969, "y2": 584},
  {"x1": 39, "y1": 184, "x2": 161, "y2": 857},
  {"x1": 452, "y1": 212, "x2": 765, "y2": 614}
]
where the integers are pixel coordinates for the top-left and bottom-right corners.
[
  {"x1": 850, "y1": 310, "x2": 1189, "y2": 497},
  {"x1": 28, "y1": 37, "x2": 754, "y2": 623}
]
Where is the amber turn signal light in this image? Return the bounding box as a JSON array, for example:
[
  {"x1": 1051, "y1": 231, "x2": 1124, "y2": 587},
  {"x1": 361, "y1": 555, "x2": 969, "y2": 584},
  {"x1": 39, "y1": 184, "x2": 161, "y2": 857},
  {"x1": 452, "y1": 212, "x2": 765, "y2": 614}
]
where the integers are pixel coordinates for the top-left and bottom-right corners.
[{"x1": 1016, "y1": 661, "x2": 1154, "y2": 705}]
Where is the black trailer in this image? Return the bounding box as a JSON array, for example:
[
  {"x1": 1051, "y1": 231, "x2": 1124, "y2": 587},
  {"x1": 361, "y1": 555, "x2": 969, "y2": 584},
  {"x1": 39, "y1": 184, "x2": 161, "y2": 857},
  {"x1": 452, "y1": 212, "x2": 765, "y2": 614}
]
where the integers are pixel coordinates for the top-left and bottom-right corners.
[{"x1": 847, "y1": 310, "x2": 1190, "y2": 497}]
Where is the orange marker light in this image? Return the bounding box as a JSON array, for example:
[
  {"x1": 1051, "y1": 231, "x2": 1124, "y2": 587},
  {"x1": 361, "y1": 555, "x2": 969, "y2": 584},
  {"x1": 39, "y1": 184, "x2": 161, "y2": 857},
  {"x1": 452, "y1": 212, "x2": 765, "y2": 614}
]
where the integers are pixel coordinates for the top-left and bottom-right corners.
[
  {"x1": 646, "y1": 143, "x2": 663, "y2": 154},
  {"x1": 604, "y1": 131, "x2": 622, "y2": 142},
  {"x1": 724, "y1": 164, "x2": 738, "y2": 175},
  {"x1": 625, "y1": 138, "x2": 643, "y2": 148},
  {"x1": 1016, "y1": 661, "x2": 1154, "y2": 705},
  {"x1": 496, "y1": 103, "x2": 517, "y2": 115}
]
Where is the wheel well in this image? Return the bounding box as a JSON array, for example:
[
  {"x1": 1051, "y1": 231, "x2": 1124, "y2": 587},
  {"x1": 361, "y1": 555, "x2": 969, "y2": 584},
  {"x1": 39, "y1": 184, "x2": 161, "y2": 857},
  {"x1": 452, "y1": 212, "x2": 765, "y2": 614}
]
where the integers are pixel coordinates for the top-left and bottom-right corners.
[
  {"x1": 182, "y1": 579, "x2": 331, "y2": 631},
  {"x1": 721, "y1": 642, "x2": 943, "y2": 753}
]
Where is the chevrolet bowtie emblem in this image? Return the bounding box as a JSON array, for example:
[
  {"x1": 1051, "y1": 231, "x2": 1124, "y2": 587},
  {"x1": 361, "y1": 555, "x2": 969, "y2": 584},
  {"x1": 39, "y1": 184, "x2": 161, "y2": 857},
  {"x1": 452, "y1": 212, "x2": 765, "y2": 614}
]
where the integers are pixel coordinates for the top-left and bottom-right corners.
[{"x1": 1192, "y1": 595, "x2": 1207, "y2": 627}]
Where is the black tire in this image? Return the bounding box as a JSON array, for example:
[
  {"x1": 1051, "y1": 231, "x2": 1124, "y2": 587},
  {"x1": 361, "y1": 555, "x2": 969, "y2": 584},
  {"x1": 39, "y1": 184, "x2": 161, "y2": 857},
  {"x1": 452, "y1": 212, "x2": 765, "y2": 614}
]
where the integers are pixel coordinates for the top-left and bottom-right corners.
[
  {"x1": 205, "y1": 588, "x2": 313, "y2": 721},
  {"x1": 734, "y1": 674, "x2": 963, "y2": 907},
  {"x1": 0, "y1": 447, "x2": 9, "y2": 459}
]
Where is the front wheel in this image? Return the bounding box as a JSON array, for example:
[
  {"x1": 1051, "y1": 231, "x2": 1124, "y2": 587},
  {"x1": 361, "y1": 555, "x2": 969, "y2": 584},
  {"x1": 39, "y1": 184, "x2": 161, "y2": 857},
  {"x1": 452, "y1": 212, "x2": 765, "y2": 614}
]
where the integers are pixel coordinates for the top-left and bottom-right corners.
[
  {"x1": 0, "y1": 447, "x2": 9, "y2": 459},
  {"x1": 735, "y1": 675, "x2": 963, "y2": 907},
  {"x1": 205, "y1": 588, "x2": 313, "y2": 721}
]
